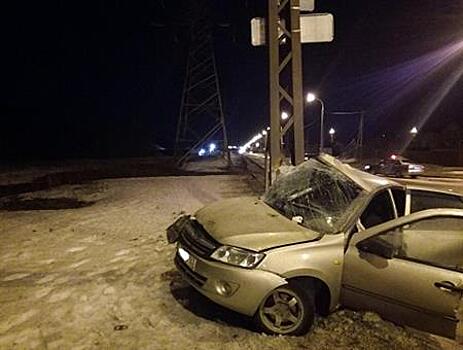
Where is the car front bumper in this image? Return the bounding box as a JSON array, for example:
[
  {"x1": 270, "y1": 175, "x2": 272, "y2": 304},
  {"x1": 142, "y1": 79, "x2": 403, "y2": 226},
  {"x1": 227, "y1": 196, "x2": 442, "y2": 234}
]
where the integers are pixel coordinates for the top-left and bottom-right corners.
[{"x1": 174, "y1": 244, "x2": 287, "y2": 316}]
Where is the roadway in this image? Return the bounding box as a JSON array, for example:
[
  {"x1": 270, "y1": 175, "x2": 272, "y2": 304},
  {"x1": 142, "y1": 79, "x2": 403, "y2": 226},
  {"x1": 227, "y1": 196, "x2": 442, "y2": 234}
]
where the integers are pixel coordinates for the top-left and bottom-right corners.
[{"x1": 243, "y1": 152, "x2": 463, "y2": 194}]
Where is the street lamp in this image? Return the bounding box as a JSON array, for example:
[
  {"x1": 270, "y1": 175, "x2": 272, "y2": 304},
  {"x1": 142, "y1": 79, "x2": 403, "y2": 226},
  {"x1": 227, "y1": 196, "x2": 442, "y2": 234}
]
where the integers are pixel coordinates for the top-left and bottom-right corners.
[
  {"x1": 209, "y1": 143, "x2": 217, "y2": 154},
  {"x1": 410, "y1": 126, "x2": 418, "y2": 136},
  {"x1": 281, "y1": 111, "x2": 289, "y2": 121},
  {"x1": 306, "y1": 93, "x2": 316, "y2": 103},
  {"x1": 306, "y1": 93, "x2": 325, "y2": 153},
  {"x1": 328, "y1": 127, "x2": 336, "y2": 144}
]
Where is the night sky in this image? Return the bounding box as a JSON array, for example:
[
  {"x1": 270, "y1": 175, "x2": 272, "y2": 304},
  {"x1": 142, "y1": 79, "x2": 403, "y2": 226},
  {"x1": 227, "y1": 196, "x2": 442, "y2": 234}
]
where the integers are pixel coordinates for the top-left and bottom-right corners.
[{"x1": 2, "y1": 1, "x2": 463, "y2": 161}]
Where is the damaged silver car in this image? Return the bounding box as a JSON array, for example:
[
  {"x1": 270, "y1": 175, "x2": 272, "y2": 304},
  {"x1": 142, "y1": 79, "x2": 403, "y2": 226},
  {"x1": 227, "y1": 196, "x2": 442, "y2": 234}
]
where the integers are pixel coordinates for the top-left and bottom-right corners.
[{"x1": 167, "y1": 154, "x2": 463, "y2": 338}]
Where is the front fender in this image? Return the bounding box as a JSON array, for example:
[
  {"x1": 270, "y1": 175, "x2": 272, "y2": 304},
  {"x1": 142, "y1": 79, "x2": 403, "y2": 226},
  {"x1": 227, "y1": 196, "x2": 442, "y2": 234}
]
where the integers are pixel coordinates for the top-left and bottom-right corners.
[{"x1": 258, "y1": 234, "x2": 345, "y2": 311}]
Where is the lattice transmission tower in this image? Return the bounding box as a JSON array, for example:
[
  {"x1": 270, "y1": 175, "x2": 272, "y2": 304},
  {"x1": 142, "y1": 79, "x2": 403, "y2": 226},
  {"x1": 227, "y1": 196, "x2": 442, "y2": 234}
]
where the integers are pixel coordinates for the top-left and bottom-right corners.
[{"x1": 175, "y1": 0, "x2": 229, "y2": 164}]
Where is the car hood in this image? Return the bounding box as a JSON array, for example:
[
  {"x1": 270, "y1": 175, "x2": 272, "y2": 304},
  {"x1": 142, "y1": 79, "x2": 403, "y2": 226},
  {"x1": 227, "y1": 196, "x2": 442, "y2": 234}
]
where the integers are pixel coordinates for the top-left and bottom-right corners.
[{"x1": 194, "y1": 197, "x2": 321, "y2": 252}]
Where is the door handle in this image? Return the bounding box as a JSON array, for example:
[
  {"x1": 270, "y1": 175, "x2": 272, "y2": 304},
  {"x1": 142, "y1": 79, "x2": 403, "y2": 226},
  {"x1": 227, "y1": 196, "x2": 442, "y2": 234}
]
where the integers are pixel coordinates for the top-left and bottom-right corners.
[{"x1": 434, "y1": 281, "x2": 463, "y2": 293}]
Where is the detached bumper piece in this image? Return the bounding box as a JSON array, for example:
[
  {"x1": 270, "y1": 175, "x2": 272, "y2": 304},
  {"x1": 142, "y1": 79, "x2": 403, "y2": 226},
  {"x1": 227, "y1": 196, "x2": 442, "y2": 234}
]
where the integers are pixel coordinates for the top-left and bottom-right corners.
[
  {"x1": 167, "y1": 215, "x2": 219, "y2": 259},
  {"x1": 166, "y1": 215, "x2": 190, "y2": 244}
]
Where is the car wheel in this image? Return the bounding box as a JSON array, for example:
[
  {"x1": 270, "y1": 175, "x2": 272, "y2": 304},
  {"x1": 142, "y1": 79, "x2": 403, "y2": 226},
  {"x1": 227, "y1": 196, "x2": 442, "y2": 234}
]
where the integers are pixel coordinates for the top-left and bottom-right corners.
[{"x1": 254, "y1": 282, "x2": 314, "y2": 336}]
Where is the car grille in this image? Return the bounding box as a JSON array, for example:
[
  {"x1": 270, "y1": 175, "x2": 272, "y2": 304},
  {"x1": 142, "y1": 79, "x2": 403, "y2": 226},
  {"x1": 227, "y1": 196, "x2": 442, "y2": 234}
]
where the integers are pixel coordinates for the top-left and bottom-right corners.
[
  {"x1": 178, "y1": 219, "x2": 219, "y2": 259},
  {"x1": 174, "y1": 254, "x2": 207, "y2": 287}
]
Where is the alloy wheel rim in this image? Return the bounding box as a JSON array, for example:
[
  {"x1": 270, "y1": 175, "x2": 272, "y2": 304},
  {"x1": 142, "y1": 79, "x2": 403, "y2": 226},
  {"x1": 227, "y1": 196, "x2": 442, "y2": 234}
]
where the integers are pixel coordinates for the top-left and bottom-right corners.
[{"x1": 259, "y1": 288, "x2": 304, "y2": 334}]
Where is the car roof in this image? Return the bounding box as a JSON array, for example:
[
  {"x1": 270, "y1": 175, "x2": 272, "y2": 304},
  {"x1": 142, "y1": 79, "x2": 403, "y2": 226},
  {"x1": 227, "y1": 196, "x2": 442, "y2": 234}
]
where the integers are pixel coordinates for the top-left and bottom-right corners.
[
  {"x1": 394, "y1": 179, "x2": 463, "y2": 197},
  {"x1": 318, "y1": 154, "x2": 399, "y2": 192},
  {"x1": 318, "y1": 154, "x2": 463, "y2": 196},
  {"x1": 318, "y1": 154, "x2": 462, "y2": 197}
]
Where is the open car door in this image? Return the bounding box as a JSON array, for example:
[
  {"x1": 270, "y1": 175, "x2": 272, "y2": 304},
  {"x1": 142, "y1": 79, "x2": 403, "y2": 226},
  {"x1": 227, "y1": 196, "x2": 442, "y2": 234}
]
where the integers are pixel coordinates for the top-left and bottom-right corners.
[{"x1": 341, "y1": 208, "x2": 463, "y2": 339}]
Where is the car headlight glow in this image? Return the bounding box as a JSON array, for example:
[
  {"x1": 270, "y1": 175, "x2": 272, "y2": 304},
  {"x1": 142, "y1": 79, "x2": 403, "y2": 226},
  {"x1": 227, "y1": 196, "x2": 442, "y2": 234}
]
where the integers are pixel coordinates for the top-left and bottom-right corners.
[
  {"x1": 408, "y1": 164, "x2": 424, "y2": 173},
  {"x1": 210, "y1": 246, "x2": 265, "y2": 268}
]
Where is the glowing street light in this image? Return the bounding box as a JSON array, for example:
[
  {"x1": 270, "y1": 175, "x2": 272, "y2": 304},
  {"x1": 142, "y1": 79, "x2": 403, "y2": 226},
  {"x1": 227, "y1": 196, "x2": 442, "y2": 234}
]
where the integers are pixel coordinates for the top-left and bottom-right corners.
[
  {"x1": 306, "y1": 92, "x2": 326, "y2": 153},
  {"x1": 281, "y1": 111, "x2": 289, "y2": 121},
  {"x1": 209, "y1": 143, "x2": 217, "y2": 153},
  {"x1": 306, "y1": 92, "x2": 316, "y2": 103},
  {"x1": 238, "y1": 132, "x2": 266, "y2": 155},
  {"x1": 328, "y1": 127, "x2": 336, "y2": 144},
  {"x1": 410, "y1": 126, "x2": 418, "y2": 136}
]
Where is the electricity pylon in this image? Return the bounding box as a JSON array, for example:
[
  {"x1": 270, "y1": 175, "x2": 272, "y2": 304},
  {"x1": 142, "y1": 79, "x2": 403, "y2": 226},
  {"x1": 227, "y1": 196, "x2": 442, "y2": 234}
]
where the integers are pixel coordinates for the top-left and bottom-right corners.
[{"x1": 175, "y1": 0, "x2": 229, "y2": 165}]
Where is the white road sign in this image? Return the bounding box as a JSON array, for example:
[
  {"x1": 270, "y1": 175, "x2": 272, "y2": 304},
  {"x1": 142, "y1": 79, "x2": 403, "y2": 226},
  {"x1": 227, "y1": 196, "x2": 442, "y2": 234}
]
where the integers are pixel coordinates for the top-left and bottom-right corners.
[
  {"x1": 251, "y1": 17, "x2": 266, "y2": 46},
  {"x1": 251, "y1": 13, "x2": 334, "y2": 46},
  {"x1": 301, "y1": 0, "x2": 315, "y2": 11},
  {"x1": 300, "y1": 13, "x2": 334, "y2": 43}
]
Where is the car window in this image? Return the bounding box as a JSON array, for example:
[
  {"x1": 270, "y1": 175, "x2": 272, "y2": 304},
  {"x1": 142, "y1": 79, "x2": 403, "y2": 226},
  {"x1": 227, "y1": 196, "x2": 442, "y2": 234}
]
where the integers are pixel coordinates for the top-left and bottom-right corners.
[
  {"x1": 360, "y1": 191, "x2": 395, "y2": 228},
  {"x1": 375, "y1": 216, "x2": 463, "y2": 272},
  {"x1": 264, "y1": 159, "x2": 362, "y2": 234},
  {"x1": 391, "y1": 188, "x2": 406, "y2": 216},
  {"x1": 411, "y1": 190, "x2": 463, "y2": 213}
]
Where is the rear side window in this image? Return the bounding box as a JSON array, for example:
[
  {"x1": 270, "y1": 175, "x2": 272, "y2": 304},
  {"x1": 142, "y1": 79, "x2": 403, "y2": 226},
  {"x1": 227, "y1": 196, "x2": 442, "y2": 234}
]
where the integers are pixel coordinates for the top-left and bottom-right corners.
[{"x1": 411, "y1": 190, "x2": 463, "y2": 213}]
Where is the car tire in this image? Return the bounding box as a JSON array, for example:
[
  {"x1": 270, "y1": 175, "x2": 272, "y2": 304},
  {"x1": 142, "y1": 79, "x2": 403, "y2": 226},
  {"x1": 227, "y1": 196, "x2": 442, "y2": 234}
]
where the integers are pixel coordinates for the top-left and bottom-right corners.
[{"x1": 253, "y1": 282, "x2": 315, "y2": 336}]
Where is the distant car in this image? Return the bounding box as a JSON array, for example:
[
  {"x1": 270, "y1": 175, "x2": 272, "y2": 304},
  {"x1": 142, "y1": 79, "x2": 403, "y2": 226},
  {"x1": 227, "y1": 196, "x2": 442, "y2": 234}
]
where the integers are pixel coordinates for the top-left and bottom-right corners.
[
  {"x1": 167, "y1": 154, "x2": 463, "y2": 338},
  {"x1": 364, "y1": 155, "x2": 424, "y2": 178}
]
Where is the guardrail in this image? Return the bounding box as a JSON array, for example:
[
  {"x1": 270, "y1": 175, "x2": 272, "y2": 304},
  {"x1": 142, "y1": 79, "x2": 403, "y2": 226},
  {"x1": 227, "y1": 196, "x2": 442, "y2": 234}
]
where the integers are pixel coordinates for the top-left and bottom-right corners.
[{"x1": 241, "y1": 154, "x2": 266, "y2": 193}]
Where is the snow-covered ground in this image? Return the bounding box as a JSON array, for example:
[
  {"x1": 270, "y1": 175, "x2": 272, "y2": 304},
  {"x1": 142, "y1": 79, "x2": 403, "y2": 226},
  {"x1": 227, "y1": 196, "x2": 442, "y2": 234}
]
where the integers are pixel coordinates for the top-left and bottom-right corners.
[{"x1": 0, "y1": 173, "x2": 461, "y2": 349}]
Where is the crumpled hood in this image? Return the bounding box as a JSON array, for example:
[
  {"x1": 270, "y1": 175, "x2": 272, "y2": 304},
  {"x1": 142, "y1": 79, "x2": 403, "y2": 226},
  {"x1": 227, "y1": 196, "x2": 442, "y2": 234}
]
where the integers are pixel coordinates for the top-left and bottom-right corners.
[{"x1": 194, "y1": 197, "x2": 320, "y2": 251}]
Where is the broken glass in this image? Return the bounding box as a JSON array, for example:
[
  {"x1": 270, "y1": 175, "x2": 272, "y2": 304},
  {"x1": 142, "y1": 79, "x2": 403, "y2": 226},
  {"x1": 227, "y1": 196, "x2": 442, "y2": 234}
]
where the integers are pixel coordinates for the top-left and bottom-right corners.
[{"x1": 264, "y1": 159, "x2": 362, "y2": 234}]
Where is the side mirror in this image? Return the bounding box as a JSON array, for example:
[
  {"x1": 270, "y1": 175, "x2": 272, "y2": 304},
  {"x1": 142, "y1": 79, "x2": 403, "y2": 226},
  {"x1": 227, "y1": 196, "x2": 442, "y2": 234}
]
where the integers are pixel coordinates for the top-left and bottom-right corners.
[{"x1": 357, "y1": 237, "x2": 395, "y2": 259}]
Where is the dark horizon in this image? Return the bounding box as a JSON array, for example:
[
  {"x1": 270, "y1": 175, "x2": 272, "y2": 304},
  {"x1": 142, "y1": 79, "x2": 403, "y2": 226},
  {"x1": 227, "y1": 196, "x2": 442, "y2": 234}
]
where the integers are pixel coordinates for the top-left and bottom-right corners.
[{"x1": 2, "y1": 1, "x2": 463, "y2": 161}]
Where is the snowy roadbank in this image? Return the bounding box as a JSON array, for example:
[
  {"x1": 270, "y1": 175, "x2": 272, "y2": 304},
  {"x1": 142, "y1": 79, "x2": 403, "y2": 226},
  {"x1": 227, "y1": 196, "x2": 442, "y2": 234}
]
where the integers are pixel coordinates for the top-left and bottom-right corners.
[{"x1": 0, "y1": 175, "x2": 459, "y2": 349}]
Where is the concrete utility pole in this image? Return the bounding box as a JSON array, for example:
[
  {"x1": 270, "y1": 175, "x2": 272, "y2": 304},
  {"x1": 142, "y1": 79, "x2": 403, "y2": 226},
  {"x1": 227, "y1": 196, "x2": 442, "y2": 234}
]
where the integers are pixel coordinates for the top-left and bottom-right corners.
[{"x1": 268, "y1": 0, "x2": 305, "y2": 183}]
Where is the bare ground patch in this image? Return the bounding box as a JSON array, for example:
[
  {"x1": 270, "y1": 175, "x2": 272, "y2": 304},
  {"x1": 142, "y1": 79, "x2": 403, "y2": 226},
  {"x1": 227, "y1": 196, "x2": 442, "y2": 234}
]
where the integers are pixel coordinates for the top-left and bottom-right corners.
[{"x1": 0, "y1": 197, "x2": 95, "y2": 211}]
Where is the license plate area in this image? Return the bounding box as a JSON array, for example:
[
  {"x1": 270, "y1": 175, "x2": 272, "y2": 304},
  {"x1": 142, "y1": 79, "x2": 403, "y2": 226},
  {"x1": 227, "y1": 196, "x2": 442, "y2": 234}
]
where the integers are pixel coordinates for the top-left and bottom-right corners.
[{"x1": 178, "y1": 246, "x2": 197, "y2": 271}]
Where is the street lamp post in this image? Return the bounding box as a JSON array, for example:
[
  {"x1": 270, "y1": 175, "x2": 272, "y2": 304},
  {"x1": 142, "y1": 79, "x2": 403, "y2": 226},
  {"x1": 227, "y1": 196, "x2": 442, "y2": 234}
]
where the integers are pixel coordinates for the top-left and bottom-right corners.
[
  {"x1": 329, "y1": 127, "x2": 336, "y2": 144},
  {"x1": 306, "y1": 93, "x2": 325, "y2": 153}
]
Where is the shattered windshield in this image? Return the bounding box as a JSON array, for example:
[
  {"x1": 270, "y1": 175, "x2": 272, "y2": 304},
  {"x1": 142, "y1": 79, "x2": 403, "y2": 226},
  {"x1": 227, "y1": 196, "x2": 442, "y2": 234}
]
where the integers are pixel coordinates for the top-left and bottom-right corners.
[{"x1": 264, "y1": 159, "x2": 362, "y2": 234}]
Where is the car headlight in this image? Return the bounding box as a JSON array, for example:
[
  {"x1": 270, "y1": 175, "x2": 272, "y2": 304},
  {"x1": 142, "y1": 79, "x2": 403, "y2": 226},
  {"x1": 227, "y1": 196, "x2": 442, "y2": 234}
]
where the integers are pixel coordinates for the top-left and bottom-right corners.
[
  {"x1": 210, "y1": 246, "x2": 265, "y2": 268},
  {"x1": 408, "y1": 164, "x2": 424, "y2": 172}
]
